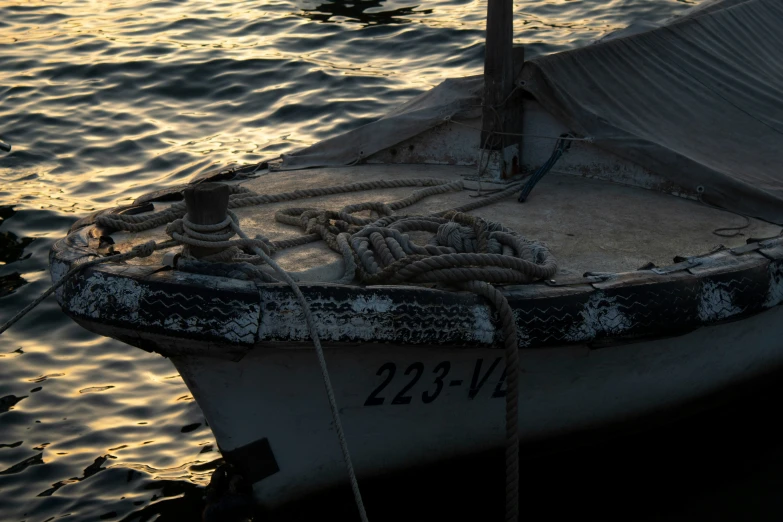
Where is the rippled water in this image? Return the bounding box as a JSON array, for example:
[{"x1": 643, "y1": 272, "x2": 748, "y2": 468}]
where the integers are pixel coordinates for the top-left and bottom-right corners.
[{"x1": 8, "y1": 0, "x2": 783, "y2": 520}]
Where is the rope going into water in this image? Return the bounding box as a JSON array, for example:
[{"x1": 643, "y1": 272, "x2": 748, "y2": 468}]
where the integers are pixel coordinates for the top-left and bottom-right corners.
[
  {"x1": 2, "y1": 175, "x2": 560, "y2": 522},
  {"x1": 461, "y1": 280, "x2": 520, "y2": 521},
  {"x1": 0, "y1": 240, "x2": 176, "y2": 335},
  {"x1": 160, "y1": 208, "x2": 376, "y2": 521},
  {"x1": 225, "y1": 217, "x2": 370, "y2": 522}
]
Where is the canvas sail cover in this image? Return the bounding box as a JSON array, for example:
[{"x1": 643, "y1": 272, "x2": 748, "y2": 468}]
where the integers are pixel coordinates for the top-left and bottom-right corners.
[
  {"x1": 521, "y1": 0, "x2": 783, "y2": 224},
  {"x1": 280, "y1": 0, "x2": 783, "y2": 224},
  {"x1": 277, "y1": 75, "x2": 483, "y2": 169}
]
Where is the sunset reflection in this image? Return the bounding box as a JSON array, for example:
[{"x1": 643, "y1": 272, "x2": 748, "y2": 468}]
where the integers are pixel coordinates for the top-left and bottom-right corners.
[{"x1": 0, "y1": 1, "x2": 704, "y2": 520}]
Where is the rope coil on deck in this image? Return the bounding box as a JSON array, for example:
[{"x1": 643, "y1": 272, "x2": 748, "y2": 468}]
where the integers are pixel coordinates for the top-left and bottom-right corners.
[
  {"x1": 95, "y1": 178, "x2": 464, "y2": 233},
  {"x1": 269, "y1": 195, "x2": 554, "y2": 522},
  {"x1": 4, "y1": 175, "x2": 560, "y2": 522}
]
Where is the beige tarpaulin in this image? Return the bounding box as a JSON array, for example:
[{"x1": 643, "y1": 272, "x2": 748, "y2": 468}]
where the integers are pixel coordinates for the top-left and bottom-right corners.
[
  {"x1": 280, "y1": 0, "x2": 783, "y2": 224},
  {"x1": 522, "y1": 0, "x2": 783, "y2": 224},
  {"x1": 278, "y1": 76, "x2": 483, "y2": 170}
]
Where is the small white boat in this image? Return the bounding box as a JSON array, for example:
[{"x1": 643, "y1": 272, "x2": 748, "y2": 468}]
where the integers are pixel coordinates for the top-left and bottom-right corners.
[{"x1": 46, "y1": 0, "x2": 783, "y2": 515}]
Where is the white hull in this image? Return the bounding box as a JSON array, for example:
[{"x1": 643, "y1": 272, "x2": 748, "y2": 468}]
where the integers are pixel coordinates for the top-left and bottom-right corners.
[{"x1": 172, "y1": 305, "x2": 783, "y2": 508}]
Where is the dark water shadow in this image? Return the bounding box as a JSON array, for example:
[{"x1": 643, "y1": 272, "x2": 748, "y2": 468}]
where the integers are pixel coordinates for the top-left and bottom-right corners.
[
  {"x1": 0, "y1": 272, "x2": 27, "y2": 298},
  {"x1": 0, "y1": 206, "x2": 34, "y2": 297},
  {"x1": 0, "y1": 206, "x2": 35, "y2": 263},
  {"x1": 299, "y1": 0, "x2": 432, "y2": 26},
  {"x1": 265, "y1": 367, "x2": 783, "y2": 522},
  {"x1": 37, "y1": 455, "x2": 114, "y2": 497},
  {"x1": 119, "y1": 479, "x2": 206, "y2": 522}
]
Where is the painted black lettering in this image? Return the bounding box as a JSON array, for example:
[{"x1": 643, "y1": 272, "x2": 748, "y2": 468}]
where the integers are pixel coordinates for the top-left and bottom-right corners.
[
  {"x1": 392, "y1": 362, "x2": 424, "y2": 405},
  {"x1": 492, "y1": 366, "x2": 507, "y2": 398},
  {"x1": 422, "y1": 361, "x2": 451, "y2": 404},
  {"x1": 468, "y1": 357, "x2": 501, "y2": 399},
  {"x1": 364, "y1": 363, "x2": 396, "y2": 406}
]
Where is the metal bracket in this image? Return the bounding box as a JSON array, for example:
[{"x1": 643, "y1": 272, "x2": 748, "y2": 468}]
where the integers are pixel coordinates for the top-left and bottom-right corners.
[
  {"x1": 162, "y1": 251, "x2": 180, "y2": 268},
  {"x1": 652, "y1": 257, "x2": 702, "y2": 275},
  {"x1": 477, "y1": 144, "x2": 519, "y2": 182},
  {"x1": 544, "y1": 273, "x2": 612, "y2": 286}
]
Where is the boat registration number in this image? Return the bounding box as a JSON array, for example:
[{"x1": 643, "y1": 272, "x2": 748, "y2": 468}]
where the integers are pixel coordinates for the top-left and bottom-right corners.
[{"x1": 364, "y1": 358, "x2": 507, "y2": 406}]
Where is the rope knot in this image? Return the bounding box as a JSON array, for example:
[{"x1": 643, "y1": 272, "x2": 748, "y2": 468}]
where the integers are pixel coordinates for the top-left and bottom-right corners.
[
  {"x1": 131, "y1": 241, "x2": 156, "y2": 258},
  {"x1": 165, "y1": 219, "x2": 185, "y2": 236},
  {"x1": 435, "y1": 222, "x2": 477, "y2": 253},
  {"x1": 165, "y1": 210, "x2": 276, "y2": 263}
]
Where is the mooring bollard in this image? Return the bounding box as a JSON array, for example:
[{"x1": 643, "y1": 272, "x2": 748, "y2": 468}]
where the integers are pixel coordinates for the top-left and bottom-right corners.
[{"x1": 182, "y1": 183, "x2": 230, "y2": 259}]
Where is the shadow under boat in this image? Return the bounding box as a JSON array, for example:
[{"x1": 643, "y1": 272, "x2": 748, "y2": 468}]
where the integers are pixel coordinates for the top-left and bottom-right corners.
[{"x1": 266, "y1": 362, "x2": 783, "y2": 521}]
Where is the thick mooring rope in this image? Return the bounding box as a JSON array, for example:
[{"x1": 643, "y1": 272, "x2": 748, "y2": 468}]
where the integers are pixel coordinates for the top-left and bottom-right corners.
[
  {"x1": 228, "y1": 218, "x2": 370, "y2": 522},
  {"x1": 273, "y1": 203, "x2": 552, "y2": 522},
  {"x1": 3, "y1": 176, "x2": 559, "y2": 522},
  {"x1": 0, "y1": 240, "x2": 176, "y2": 335},
  {"x1": 95, "y1": 178, "x2": 464, "y2": 233},
  {"x1": 166, "y1": 203, "x2": 547, "y2": 522},
  {"x1": 461, "y1": 280, "x2": 519, "y2": 521}
]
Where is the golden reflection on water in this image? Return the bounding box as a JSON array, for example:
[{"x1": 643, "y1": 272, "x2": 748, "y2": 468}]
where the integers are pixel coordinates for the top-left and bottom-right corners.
[
  {"x1": 0, "y1": 0, "x2": 701, "y2": 519},
  {"x1": 0, "y1": 0, "x2": 698, "y2": 214}
]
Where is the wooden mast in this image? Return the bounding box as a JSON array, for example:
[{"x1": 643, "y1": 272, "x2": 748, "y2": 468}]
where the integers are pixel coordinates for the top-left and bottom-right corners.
[{"x1": 480, "y1": 0, "x2": 521, "y2": 180}]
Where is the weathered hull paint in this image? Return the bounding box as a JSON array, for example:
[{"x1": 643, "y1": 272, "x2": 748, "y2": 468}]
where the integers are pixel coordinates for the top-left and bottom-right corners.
[
  {"x1": 49, "y1": 229, "x2": 783, "y2": 357},
  {"x1": 171, "y1": 304, "x2": 783, "y2": 508},
  {"x1": 49, "y1": 209, "x2": 783, "y2": 509}
]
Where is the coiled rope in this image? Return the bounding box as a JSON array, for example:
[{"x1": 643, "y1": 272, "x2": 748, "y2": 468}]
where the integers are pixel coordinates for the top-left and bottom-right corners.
[
  {"x1": 274, "y1": 204, "x2": 553, "y2": 522},
  {"x1": 2, "y1": 175, "x2": 559, "y2": 522},
  {"x1": 95, "y1": 178, "x2": 464, "y2": 233}
]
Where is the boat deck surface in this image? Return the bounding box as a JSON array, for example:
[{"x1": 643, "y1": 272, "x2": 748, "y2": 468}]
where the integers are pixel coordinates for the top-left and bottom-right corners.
[{"x1": 108, "y1": 164, "x2": 781, "y2": 281}]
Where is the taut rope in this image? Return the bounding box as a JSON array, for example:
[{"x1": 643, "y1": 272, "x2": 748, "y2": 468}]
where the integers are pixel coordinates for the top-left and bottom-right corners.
[
  {"x1": 2, "y1": 176, "x2": 559, "y2": 522},
  {"x1": 0, "y1": 240, "x2": 174, "y2": 336}
]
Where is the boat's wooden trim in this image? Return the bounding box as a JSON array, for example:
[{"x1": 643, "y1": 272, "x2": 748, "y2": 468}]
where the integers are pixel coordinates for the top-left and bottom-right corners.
[{"x1": 50, "y1": 224, "x2": 783, "y2": 357}]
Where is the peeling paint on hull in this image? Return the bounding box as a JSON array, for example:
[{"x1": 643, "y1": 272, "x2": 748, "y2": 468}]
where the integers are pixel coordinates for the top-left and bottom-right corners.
[
  {"x1": 48, "y1": 221, "x2": 783, "y2": 510},
  {"x1": 171, "y1": 304, "x2": 783, "y2": 509}
]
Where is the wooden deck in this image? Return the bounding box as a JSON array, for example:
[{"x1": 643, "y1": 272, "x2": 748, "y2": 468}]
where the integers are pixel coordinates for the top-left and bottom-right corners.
[{"x1": 111, "y1": 164, "x2": 781, "y2": 282}]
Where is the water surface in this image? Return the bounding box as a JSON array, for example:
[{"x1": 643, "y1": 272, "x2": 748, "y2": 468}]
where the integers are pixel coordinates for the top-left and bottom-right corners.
[{"x1": 8, "y1": 1, "x2": 782, "y2": 521}]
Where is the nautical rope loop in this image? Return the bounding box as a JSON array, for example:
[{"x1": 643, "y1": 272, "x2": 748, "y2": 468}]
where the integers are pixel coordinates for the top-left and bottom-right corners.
[
  {"x1": 2, "y1": 176, "x2": 559, "y2": 522},
  {"x1": 155, "y1": 180, "x2": 554, "y2": 522}
]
